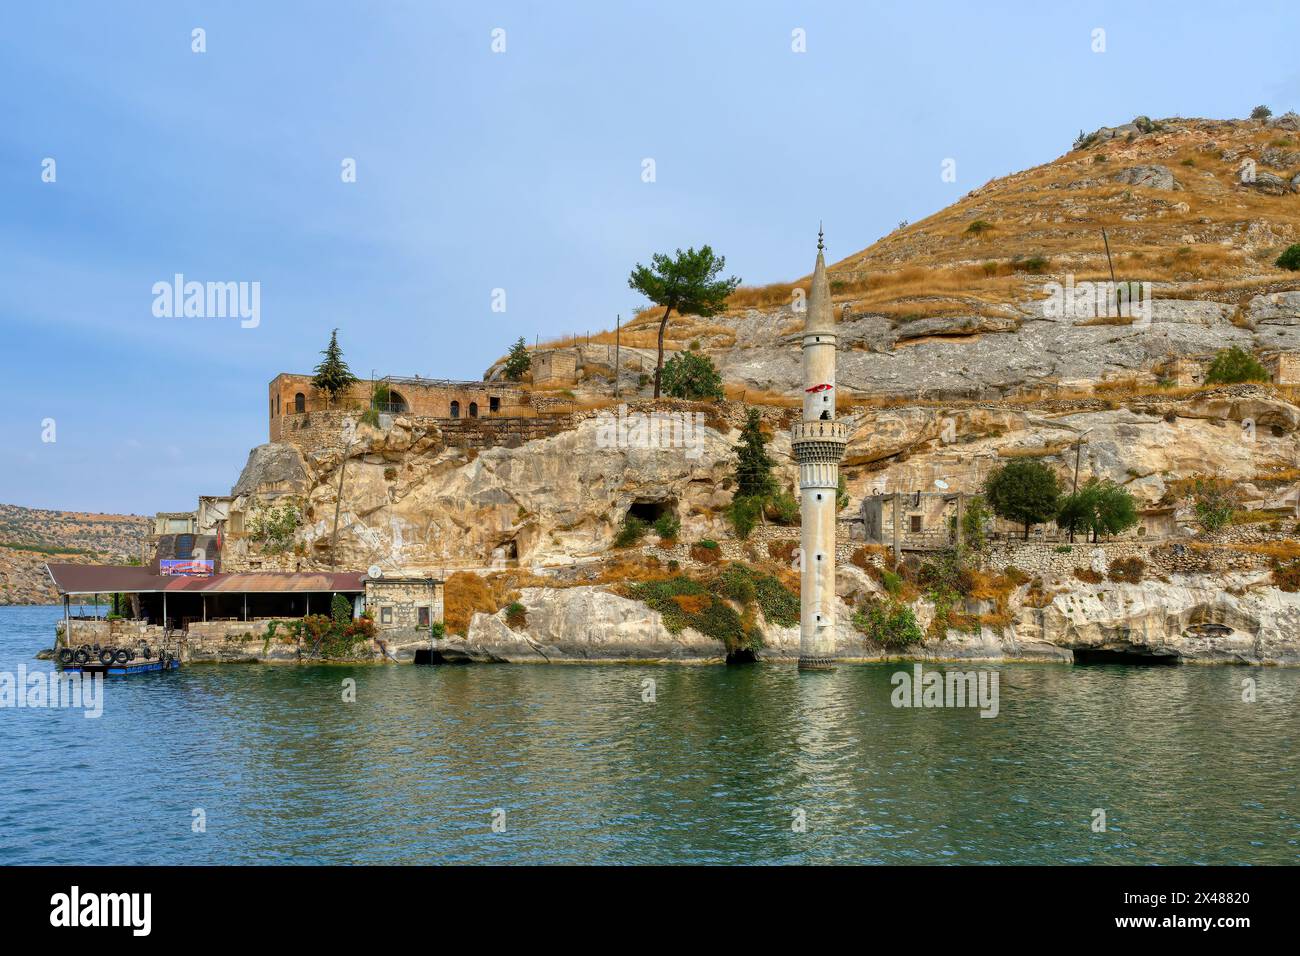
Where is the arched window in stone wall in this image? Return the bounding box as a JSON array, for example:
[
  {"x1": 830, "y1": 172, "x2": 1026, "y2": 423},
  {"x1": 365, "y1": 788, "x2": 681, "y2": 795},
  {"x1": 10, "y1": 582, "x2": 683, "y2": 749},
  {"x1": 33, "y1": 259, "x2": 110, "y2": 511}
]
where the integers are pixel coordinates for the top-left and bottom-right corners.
[
  {"x1": 294, "y1": 392, "x2": 305, "y2": 413},
  {"x1": 450, "y1": 401, "x2": 460, "y2": 419},
  {"x1": 469, "y1": 402, "x2": 478, "y2": 418}
]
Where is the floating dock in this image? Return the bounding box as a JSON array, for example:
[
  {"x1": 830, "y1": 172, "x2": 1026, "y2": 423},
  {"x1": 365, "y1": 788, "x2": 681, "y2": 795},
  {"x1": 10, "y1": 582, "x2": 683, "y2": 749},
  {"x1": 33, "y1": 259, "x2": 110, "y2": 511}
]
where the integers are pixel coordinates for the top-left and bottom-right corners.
[{"x1": 59, "y1": 656, "x2": 180, "y2": 676}]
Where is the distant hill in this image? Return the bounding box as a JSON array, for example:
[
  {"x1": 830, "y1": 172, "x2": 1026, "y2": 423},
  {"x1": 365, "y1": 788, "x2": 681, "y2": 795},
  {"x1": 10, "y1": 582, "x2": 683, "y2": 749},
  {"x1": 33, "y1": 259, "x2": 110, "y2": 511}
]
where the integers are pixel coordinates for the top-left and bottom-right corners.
[{"x1": 0, "y1": 503, "x2": 150, "y2": 605}]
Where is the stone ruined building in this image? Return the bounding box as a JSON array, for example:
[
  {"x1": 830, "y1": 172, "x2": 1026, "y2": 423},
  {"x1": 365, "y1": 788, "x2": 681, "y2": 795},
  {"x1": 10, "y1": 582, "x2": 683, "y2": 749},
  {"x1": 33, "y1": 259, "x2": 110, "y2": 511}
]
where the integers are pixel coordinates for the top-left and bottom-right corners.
[
  {"x1": 1161, "y1": 356, "x2": 1205, "y2": 388},
  {"x1": 1263, "y1": 351, "x2": 1300, "y2": 385},
  {"x1": 862, "y1": 491, "x2": 968, "y2": 557},
  {"x1": 268, "y1": 370, "x2": 576, "y2": 455},
  {"x1": 792, "y1": 228, "x2": 847, "y2": 670},
  {"x1": 863, "y1": 491, "x2": 1179, "y2": 558},
  {"x1": 268, "y1": 372, "x2": 536, "y2": 442},
  {"x1": 531, "y1": 349, "x2": 579, "y2": 386}
]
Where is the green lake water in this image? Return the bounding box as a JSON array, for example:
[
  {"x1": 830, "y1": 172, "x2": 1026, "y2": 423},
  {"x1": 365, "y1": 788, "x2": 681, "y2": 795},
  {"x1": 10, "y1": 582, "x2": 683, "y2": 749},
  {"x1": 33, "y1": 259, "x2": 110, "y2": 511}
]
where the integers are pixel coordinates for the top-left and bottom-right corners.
[{"x1": 1, "y1": 605, "x2": 1296, "y2": 864}]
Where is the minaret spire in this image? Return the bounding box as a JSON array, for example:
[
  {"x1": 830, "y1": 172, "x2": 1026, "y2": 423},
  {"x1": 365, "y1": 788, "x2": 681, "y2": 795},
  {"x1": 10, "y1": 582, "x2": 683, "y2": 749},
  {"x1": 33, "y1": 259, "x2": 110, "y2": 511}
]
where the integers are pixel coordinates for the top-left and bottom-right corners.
[{"x1": 791, "y1": 225, "x2": 846, "y2": 671}]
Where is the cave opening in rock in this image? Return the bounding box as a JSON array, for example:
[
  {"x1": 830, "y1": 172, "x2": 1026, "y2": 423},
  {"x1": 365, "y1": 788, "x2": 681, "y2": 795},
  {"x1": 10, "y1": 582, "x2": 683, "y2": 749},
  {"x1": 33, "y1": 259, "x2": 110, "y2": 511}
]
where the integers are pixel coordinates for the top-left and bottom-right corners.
[
  {"x1": 726, "y1": 649, "x2": 759, "y2": 665},
  {"x1": 627, "y1": 499, "x2": 675, "y2": 525},
  {"x1": 414, "y1": 648, "x2": 469, "y2": 666},
  {"x1": 1073, "y1": 647, "x2": 1180, "y2": 665}
]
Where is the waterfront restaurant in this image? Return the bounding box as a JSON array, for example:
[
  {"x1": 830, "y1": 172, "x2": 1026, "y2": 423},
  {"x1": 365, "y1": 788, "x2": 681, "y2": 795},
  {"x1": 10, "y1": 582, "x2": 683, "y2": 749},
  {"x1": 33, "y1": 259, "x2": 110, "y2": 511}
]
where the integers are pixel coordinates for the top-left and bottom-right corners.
[{"x1": 45, "y1": 564, "x2": 366, "y2": 632}]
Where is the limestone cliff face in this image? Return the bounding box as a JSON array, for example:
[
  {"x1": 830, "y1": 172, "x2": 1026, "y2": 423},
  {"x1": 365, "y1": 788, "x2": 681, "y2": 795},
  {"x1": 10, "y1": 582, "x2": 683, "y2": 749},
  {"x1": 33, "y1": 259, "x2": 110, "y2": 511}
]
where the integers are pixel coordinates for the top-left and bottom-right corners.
[
  {"x1": 234, "y1": 411, "x2": 769, "y2": 571},
  {"x1": 1020, "y1": 574, "x2": 1300, "y2": 664},
  {"x1": 437, "y1": 573, "x2": 1300, "y2": 665},
  {"x1": 698, "y1": 291, "x2": 1300, "y2": 402}
]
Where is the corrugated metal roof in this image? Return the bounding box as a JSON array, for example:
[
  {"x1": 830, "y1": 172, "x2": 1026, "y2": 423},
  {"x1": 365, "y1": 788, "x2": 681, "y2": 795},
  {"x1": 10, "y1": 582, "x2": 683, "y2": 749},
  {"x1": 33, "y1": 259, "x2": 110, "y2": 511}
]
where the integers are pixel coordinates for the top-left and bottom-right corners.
[{"x1": 45, "y1": 563, "x2": 364, "y2": 595}]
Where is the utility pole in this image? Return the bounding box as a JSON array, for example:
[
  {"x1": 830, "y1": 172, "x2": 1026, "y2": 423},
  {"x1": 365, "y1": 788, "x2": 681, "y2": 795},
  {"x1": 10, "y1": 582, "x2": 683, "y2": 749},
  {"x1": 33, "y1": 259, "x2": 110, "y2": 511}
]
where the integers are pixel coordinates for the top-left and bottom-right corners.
[
  {"x1": 614, "y1": 314, "x2": 621, "y2": 398},
  {"x1": 1069, "y1": 428, "x2": 1094, "y2": 543},
  {"x1": 1101, "y1": 228, "x2": 1117, "y2": 286},
  {"x1": 329, "y1": 428, "x2": 356, "y2": 571}
]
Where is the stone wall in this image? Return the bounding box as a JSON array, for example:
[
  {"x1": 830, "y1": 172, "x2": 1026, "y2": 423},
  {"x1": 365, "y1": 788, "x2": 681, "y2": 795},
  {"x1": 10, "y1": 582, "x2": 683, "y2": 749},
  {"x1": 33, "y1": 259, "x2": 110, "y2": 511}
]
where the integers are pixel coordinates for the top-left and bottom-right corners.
[
  {"x1": 365, "y1": 578, "x2": 443, "y2": 637},
  {"x1": 982, "y1": 540, "x2": 1156, "y2": 577}
]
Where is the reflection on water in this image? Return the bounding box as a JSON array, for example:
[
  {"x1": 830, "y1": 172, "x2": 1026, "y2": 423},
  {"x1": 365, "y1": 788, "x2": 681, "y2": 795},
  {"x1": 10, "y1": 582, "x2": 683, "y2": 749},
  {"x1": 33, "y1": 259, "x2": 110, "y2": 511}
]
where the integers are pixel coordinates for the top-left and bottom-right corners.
[{"x1": 1, "y1": 606, "x2": 1296, "y2": 864}]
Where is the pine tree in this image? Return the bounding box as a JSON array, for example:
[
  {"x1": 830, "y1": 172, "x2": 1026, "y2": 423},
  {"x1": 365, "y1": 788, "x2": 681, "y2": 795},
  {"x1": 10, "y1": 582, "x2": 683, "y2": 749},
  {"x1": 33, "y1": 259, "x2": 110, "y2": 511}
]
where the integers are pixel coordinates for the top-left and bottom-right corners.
[
  {"x1": 504, "y1": 337, "x2": 531, "y2": 381},
  {"x1": 628, "y1": 246, "x2": 740, "y2": 398},
  {"x1": 312, "y1": 329, "x2": 359, "y2": 403},
  {"x1": 733, "y1": 408, "x2": 776, "y2": 500}
]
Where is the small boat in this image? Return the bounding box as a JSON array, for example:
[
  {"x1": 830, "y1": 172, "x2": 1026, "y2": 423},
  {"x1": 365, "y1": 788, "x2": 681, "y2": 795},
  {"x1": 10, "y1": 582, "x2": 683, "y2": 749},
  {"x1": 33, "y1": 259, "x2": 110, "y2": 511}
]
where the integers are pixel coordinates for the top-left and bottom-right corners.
[
  {"x1": 56, "y1": 643, "x2": 181, "y2": 677},
  {"x1": 60, "y1": 656, "x2": 181, "y2": 676}
]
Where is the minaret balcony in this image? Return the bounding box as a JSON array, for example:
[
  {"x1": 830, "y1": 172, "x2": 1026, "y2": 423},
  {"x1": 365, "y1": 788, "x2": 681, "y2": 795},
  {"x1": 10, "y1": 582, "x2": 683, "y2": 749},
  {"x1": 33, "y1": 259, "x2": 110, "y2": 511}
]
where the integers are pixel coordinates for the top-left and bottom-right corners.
[
  {"x1": 790, "y1": 420, "x2": 849, "y2": 443},
  {"x1": 790, "y1": 419, "x2": 848, "y2": 465}
]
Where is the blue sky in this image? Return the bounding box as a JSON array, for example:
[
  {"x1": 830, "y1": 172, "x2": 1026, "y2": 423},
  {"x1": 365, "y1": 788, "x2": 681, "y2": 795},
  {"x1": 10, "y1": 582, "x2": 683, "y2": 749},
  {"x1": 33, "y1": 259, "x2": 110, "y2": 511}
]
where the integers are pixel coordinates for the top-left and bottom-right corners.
[{"x1": 2, "y1": 1, "x2": 1297, "y2": 514}]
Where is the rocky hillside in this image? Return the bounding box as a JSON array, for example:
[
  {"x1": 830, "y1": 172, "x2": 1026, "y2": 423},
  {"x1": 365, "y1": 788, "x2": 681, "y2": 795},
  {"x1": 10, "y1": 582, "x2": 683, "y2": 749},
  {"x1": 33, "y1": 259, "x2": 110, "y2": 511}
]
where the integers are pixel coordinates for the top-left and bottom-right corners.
[
  {"x1": 508, "y1": 114, "x2": 1300, "y2": 403},
  {"x1": 0, "y1": 503, "x2": 150, "y2": 605}
]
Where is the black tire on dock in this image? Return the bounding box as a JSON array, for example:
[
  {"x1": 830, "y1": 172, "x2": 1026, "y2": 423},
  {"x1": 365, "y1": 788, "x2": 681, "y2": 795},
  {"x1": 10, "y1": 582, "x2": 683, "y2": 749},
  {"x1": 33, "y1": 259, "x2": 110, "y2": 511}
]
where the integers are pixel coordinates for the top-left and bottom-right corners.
[
  {"x1": 73, "y1": 649, "x2": 90, "y2": 664},
  {"x1": 99, "y1": 648, "x2": 116, "y2": 665},
  {"x1": 58, "y1": 648, "x2": 75, "y2": 664},
  {"x1": 114, "y1": 649, "x2": 131, "y2": 664}
]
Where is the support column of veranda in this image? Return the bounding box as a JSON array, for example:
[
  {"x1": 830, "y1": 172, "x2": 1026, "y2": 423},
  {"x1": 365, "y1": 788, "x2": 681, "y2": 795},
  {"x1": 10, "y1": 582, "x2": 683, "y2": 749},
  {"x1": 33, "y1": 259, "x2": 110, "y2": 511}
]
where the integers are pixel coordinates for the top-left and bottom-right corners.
[{"x1": 792, "y1": 227, "x2": 847, "y2": 670}]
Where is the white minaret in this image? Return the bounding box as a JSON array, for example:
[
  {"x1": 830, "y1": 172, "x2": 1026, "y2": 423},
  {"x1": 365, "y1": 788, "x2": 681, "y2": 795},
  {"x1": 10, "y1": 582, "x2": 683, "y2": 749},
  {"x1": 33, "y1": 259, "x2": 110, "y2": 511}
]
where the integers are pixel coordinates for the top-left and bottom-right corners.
[{"x1": 792, "y1": 226, "x2": 847, "y2": 670}]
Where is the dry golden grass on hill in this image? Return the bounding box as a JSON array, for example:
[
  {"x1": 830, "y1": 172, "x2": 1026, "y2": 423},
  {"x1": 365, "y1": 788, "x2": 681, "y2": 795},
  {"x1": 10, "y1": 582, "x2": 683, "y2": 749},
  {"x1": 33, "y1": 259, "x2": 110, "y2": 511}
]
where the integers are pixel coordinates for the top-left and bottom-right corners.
[{"x1": 727, "y1": 118, "x2": 1300, "y2": 321}]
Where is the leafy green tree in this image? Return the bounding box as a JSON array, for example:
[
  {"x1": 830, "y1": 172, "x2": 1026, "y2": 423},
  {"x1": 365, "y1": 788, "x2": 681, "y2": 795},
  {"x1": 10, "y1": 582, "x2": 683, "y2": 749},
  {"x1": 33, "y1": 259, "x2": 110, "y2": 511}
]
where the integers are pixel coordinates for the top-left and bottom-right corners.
[
  {"x1": 1250, "y1": 105, "x2": 1273, "y2": 120},
  {"x1": 1204, "y1": 346, "x2": 1269, "y2": 385},
  {"x1": 1276, "y1": 244, "x2": 1300, "y2": 271},
  {"x1": 1056, "y1": 487, "x2": 1094, "y2": 543},
  {"x1": 660, "y1": 351, "x2": 724, "y2": 400},
  {"x1": 733, "y1": 408, "x2": 776, "y2": 501},
  {"x1": 984, "y1": 460, "x2": 1061, "y2": 539},
  {"x1": 247, "y1": 501, "x2": 301, "y2": 553},
  {"x1": 628, "y1": 246, "x2": 740, "y2": 398},
  {"x1": 1185, "y1": 475, "x2": 1239, "y2": 532},
  {"x1": 1058, "y1": 479, "x2": 1139, "y2": 543},
  {"x1": 727, "y1": 496, "x2": 762, "y2": 540},
  {"x1": 957, "y1": 495, "x2": 991, "y2": 552},
  {"x1": 504, "y1": 337, "x2": 531, "y2": 381},
  {"x1": 311, "y1": 329, "x2": 359, "y2": 404},
  {"x1": 765, "y1": 491, "x2": 799, "y2": 525}
]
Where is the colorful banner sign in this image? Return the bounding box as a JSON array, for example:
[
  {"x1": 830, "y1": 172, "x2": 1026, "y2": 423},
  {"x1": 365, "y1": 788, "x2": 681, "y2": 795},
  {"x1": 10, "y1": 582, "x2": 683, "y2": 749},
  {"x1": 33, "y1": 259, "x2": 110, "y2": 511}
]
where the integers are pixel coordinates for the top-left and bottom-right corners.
[{"x1": 160, "y1": 559, "x2": 214, "y2": 577}]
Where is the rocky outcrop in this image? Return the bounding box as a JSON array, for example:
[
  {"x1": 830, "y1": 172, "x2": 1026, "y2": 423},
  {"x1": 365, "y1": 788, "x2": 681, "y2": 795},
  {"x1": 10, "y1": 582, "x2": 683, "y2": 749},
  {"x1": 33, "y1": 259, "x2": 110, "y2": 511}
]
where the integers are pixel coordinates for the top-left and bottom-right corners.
[
  {"x1": 448, "y1": 585, "x2": 872, "y2": 663},
  {"x1": 232, "y1": 443, "x2": 310, "y2": 496},
  {"x1": 1244, "y1": 170, "x2": 1295, "y2": 196},
  {"x1": 1113, "y1": 165, "x2": 1179, "y2": 190},
  {"x1": 1023, "y1": 575, "x2": 1300, "y2": 664},
  {"x1": 435, "y1": 572, "x2": 1300, "y2": 666}
]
